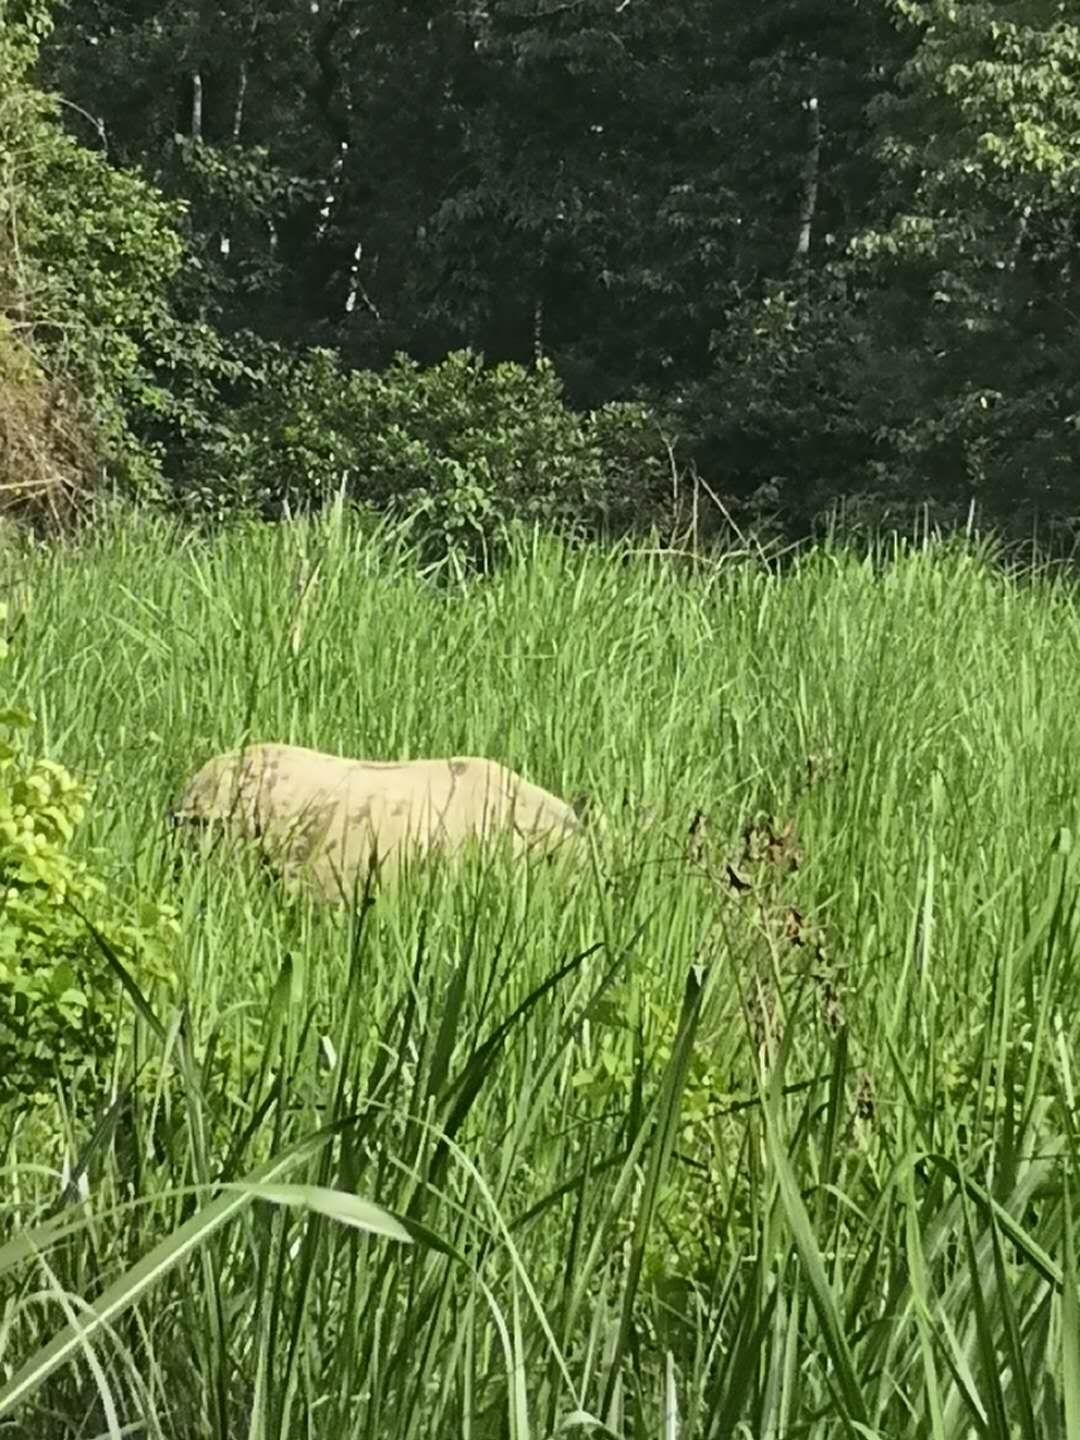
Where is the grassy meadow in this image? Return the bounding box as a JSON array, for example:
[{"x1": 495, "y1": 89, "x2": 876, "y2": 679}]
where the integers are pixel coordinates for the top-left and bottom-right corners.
[{"x1": 3, "y1": 510, "x2": 1080, "y2": 1438}]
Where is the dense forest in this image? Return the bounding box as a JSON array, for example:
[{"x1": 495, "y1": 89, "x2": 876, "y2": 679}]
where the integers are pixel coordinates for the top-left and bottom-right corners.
[{"x1": 3, "y1": 0, "x2": 1080, "y2": 546}]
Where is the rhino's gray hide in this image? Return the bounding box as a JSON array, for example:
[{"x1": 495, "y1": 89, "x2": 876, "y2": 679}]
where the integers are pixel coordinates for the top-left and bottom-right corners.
[{"x1": 171, "y1": 743, "x2": 583, "y2": 902}]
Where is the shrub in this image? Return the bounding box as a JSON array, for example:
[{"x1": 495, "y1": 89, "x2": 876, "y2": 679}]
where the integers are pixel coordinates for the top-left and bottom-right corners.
[
  {"x1": 0, "y1": 603, "x2": 178, "y2": 1109},
  {"x1": 183, "y1": 346, "x2": 672, "y2": 568}
]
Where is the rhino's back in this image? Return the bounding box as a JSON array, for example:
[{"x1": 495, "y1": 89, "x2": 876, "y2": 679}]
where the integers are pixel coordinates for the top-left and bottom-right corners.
[{"x1": 173, "y1": 744, "x2": 582, "y2": 902}]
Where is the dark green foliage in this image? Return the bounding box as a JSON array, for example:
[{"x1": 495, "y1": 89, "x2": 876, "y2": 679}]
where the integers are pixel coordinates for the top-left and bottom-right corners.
[
  {"x1": 35, "y1": 0, "x2": 897, "y2": 406},
  {"x1": 11, "y1": 0, "x2": 1080, "y2": 540},
  {"x1": 682, "y1": 0, "x2": 1080, "y2": 536}
]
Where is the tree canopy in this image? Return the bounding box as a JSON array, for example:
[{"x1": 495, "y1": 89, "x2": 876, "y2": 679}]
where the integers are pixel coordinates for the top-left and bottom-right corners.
[{"x1": 2, "y1": 0, "x2": 1078, "y2": 540}]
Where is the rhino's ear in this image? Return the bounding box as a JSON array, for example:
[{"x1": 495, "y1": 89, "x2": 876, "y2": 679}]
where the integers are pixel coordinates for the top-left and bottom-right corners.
[{"x1": 167, "y1": 808, "x2": 204, "y2": 833}]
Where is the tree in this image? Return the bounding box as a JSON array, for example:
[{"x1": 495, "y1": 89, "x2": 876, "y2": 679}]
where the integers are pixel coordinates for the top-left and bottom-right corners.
[
  {"x1": 34, "y1": 0, "x2": 1080, "y2": 539},
  {"x1": 40, "y1": 0, "x2": 472, "y2": 357},
  {"x1": 687, "y1": 0, "x2": 1080, "y2": 534},
  {"x1": 38, "y1": 0, "x2": 900, "y2": 408}
]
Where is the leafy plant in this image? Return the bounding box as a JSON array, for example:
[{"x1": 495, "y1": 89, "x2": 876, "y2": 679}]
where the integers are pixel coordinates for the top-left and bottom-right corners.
[{"x1": 0, "y1": 602, "x2": 177, "y2": 1109}]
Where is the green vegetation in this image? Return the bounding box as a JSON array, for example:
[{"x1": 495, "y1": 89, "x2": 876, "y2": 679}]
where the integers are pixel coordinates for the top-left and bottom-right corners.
[
  {"x1": 182, "y1": 346, "x2": 669, "y2": 569},
  {"x1": 0, "y1": 599, "x2": 177, "y2": 1110},
  {"x1": 2, "y1": 513, "x2": 1080, "y2": 1435}
]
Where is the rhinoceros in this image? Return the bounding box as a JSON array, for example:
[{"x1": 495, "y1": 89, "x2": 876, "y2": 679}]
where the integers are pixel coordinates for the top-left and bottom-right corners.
[{"x1": 170, "y1": 742, "x2": 584, "y2": 902}]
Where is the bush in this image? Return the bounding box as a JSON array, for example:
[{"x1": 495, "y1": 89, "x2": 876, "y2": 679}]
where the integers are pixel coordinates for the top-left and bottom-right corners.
[
  {"x1": 183, "y1": 346, "x2": 671, "y2": 568},
  {"x1": 0, "y1": 603, "x2": 178, "y2": 1109}
]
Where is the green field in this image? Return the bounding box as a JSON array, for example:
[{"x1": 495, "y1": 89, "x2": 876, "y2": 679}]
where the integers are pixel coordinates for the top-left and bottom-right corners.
[{"x1": 3, "y1": 511, "x2": 1080, "y2": 1438}]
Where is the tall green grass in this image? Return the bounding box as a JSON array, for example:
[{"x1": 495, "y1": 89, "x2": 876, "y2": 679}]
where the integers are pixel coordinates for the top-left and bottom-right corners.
[{"x1": 3, "y1": 509, "x2": 1080, "y2": 1437}]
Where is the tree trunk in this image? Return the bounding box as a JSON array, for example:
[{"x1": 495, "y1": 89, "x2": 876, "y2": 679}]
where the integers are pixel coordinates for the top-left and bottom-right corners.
[
  {"x1": 231, "y1": 61, "x2": 248, "y2": 142},
  {"x1": 191, "y1": 69, "x2": 203, "y2": 141},
  {"x1": 793, "y1": 95, "x2": 820, "y2": 264}
]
